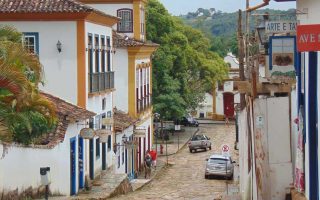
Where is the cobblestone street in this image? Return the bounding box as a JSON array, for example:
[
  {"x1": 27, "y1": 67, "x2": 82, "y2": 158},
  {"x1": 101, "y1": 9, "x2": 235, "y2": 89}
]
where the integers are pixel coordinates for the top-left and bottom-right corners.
[{"x1": 112, "y1": 123, "x2": 238, "y2": 200}]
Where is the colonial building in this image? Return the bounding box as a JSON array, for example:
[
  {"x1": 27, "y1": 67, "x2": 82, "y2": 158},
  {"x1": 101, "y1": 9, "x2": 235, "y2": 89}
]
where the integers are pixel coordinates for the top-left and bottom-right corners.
[
  {"x1": 78, "y1": 0, "x2": 158, "y2": 176},
  {"x1": 0, "y1": 0, "x2": 119, "y2": 195},
  {"x1": 0, "y1": 93, "x2": 95, "y2": 197},
  {"x1": 212, "y1": 53, "x2": 240, "y2": 120}
]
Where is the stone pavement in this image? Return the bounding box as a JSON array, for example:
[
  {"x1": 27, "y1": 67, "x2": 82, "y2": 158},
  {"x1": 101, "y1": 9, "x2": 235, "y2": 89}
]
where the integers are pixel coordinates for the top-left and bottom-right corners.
[
  {"x1": 130, "y1": 127, "x2": 199, "y2": 191},
  {"x1": 111, "y1": 124, "x2": 240, "y2": 200},
  {"x1": 155, "y1": 126, "x2": 199, "y2": 156}
]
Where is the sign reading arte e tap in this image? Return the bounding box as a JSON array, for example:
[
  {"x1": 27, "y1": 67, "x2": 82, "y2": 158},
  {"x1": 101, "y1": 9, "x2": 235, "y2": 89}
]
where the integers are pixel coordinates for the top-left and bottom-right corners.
[
  {"x1": 266, "y1": 21, "x2": 297, "y2": 34},
  {"x1": 297, "y1": 24, "x2": 320, "y2": 52}
]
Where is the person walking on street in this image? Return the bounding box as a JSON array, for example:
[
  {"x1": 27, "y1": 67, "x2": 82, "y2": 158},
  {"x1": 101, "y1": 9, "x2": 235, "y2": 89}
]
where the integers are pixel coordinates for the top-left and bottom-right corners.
[
  {"x1": 225, "y1": 114, "x2": 229, "y2": 127},
  {"x1": 149, "y1": 149, "x2": 157, "y2": 170},
  {"x1": 144, "y1": 150, "x2": 152, "y2": 179}
]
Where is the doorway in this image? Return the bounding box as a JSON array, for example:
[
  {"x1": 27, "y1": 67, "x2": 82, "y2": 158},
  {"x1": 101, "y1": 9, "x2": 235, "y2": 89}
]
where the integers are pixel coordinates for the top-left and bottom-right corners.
[
  {"x1": 89, "y1": 139, "x2": 94, "y2": 180},
  {"x1": 70, "y1": 137, "x2": 77, "y2": 195},
  {"x1": 78, "y1": 137, "x2": 84, "y2": 189},
  {"x1": 223, "y1": 92, "x2": 234, "y2": 118}
]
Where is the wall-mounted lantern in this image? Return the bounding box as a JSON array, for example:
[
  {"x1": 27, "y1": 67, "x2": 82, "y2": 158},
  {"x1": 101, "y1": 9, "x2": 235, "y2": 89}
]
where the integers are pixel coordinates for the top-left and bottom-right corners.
[
  {"x1": 56, "y1": 40, "x2": 62, "y2": 53},
  {"x1": 256, "y1": 13, "x2": 269, "y2": 55}
]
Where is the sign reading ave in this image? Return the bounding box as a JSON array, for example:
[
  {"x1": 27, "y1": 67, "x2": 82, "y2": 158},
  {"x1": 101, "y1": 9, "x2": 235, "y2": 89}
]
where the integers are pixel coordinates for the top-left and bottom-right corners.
[{"x1": 297, "y1": 24, "x2": 320, "y2": 52}]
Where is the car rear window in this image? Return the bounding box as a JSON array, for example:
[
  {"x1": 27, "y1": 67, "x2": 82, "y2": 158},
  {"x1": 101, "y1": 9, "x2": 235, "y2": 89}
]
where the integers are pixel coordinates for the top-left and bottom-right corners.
[
  {"x1": 209, "y1": 158, "x2": 228, "y2": 164},
  {"x1": 191, "y1": 135, "x2": 204, "y2": 141}
]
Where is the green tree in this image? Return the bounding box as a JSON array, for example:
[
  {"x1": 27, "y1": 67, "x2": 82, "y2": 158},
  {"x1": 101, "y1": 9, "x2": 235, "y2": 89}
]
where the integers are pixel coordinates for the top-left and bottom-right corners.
[
  {"x1": 146, "y1": 0, "x2": 228, "y2": 120},
  {"x1": 0, "y1": 26, "x2": 56, "y2": 144}
]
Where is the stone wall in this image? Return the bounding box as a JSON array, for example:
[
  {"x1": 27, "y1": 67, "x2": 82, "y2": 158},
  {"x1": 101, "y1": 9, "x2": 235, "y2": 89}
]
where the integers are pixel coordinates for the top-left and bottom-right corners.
[{"x1": 0, "y1": 185, "x2": 61, "y2": 200}]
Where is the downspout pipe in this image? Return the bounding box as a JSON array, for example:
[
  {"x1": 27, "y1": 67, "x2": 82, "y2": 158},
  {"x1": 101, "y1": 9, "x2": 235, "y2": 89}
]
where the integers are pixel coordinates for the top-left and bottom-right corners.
[{"x1": 247, "y1": 0, "x2": 270, "y2": 12}]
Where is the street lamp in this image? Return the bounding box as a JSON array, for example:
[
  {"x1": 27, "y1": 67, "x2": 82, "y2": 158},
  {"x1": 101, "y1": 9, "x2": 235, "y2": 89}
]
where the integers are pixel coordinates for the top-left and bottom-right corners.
[
  {"x1": 122, "y1": 134, "x2": 128, "y2": 143},
  {"x1": 256, "y1": 13, "x2": 269, "y2": 55}
]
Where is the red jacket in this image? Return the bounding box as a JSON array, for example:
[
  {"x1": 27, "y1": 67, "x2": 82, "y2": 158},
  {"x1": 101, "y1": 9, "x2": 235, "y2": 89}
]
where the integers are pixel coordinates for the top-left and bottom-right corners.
[{"x1": 149, "y1": 150, "x2": 157, "y2": 160}]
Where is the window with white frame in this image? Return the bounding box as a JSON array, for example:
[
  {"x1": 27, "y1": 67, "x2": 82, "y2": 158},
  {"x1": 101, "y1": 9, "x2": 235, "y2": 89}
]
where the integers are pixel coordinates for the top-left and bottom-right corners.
[
  {"x1": 117, "y1": 9, "x2": 133, "y2": 33},
  {"x1": 22, "y1": 33, "x2": 39, "y2": 55}
]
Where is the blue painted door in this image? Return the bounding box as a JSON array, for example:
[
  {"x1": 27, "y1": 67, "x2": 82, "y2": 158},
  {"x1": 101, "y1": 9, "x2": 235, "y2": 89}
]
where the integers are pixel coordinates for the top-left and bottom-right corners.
[
  {"x1": 308, "y1": 52, "x2": 319, "y2": 199},
  {"x1": 78, "y1": 137, "x2": 84, "y2": 189},
  {"x1": 70, "y1": 138, "x2": 77, "y2": 195},
  {"x1": 125, "y1": 149, "x2": 128, "y2": 174},
  {"x1": 89, "y1": 139, "x2": 94, "y2": 180}
]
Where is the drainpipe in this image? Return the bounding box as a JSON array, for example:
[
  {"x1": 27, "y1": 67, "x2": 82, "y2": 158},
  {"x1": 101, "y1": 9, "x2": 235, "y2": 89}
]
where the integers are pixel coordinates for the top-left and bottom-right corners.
[{"x1": 247, "y1": 0, "x2": 270, "y2": 12}]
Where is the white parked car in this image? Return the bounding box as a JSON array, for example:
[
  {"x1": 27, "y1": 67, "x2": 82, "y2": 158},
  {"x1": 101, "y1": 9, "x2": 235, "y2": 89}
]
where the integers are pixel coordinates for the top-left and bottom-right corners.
[
  {"x1": 188, "y1": 134, "x2": 211, "y2": 153},
  {"x1": 205, "y1": 154, "x2": 235, "y2": 179}
]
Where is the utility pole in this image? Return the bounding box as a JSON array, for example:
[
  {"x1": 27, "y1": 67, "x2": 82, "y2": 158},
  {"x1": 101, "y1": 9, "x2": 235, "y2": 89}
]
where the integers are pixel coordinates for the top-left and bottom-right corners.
[
  {"x1": 238, "y1": 9, "x2": 245, "y2": 110},
  {"x1": 246, "y1": 0, "x2": 250, "y2": 74}
]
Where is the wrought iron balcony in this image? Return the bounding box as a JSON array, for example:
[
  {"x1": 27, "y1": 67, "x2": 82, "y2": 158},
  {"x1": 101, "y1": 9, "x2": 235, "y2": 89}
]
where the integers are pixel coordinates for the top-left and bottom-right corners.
[{"x1": 88, "y1": 71, "x2": 115, "y2": 93}]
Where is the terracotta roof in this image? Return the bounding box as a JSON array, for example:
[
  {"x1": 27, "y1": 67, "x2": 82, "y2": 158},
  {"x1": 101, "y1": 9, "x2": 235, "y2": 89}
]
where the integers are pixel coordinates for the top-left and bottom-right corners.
[
  {"x1": 113, "y1": 107, "x2": 138, "y2": 132},
  {"x1": 113, "y1": 31, "x2": 159, "y2": 48},
  {"x1": 32, "y1": 92, "x2": 96, "y2": 148},
  {"x1": 0, "y1": 0, "x2": 119, "y2": 21}
]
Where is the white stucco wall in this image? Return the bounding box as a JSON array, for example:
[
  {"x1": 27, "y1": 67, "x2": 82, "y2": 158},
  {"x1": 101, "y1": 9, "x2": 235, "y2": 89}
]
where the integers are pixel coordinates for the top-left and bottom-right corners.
[
  {"x1": 224, "y1": 53, "x2": 239, "y2": 69},
  {"x1": 114, "y1": 48, "x2": 129, "y2": 112},
  {"x1": 238, "y1": 109, "x2": 250, "y2": 198},
  {"x1": 88, "y1": 3, "x2": 134, "y2": 38},
  {"x1": 0, "y1": 123, "x2": 85, "y2": 196},
  {"x1": 216, "y1": 91, "x2": 224, "y2": 115},
  {"x1": 0, "y1": 21, "x2": 78, "y2": 104},
  {"x1": 84, "y1": 22, "x2": 115, "y2": 178},
  {"x1": 297, "y1": 0, "x2": 320, "y2": 25},
  {"x1": 196, "y1": 93, "x2": 213, "y2": 118},
  {"x1": 114, "y1": 126, "x2": 134, "y2": 175},
  {"x1": 224, "y1": 81, "x2": 233, "y2": 92},
  {"x1": 291, "y1": 88, "x2": 298, "y2": 175},
  {"x1": 86, "y1": 93, "x2": 114, "y2": 177}
]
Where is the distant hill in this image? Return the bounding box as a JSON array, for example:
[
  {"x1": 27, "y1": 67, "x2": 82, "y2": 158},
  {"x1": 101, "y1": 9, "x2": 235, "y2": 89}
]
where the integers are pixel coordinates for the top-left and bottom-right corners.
[
  {"x1": 180, "y1": 8, "x2": 296, "y2": 37},
  {"x1": 178, "y1": 8, "x2": 296, "y2": 57}
]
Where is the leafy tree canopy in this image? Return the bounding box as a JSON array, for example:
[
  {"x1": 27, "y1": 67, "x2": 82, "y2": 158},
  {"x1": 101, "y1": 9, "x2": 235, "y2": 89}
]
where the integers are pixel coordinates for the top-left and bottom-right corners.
[
  {"x1": 0, "y1": 26, "x2": 56, "y2": 144},
  {"x1": 146, "y1": 0, "x2": 228, "y2": 120}
]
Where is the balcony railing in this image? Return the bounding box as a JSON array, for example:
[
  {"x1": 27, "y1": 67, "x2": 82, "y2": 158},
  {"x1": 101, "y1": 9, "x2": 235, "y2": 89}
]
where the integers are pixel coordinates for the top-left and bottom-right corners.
[{"x1": 89, "y1": 71, "x2": 115, "y2": 93}]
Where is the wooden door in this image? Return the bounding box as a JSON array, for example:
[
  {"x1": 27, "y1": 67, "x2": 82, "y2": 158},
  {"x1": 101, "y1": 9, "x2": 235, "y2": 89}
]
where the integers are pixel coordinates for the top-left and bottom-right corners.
[{"x1": 223, "y1": 93, "x2": 234, "y2": 118}]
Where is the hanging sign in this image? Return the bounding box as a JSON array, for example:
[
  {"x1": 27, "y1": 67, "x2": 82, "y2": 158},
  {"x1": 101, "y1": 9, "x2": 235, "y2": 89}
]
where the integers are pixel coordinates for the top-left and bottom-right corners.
[
  {"x1": 80, "y1": 128, "x2": 95, "y2": 139},
  {"x1": 95, "y1": 129, "x2": 113, "y2": 136},
  {"x1": 133, "y1": 128, "x2": 146, "y2": 137},
  {"x1": 99, "y1": 134, "x2": 109, "y2": 143},
  {"x1": 297, "y1": 24, "x2": 320, "y2": 52},
  {"x1": 266, "y1": 21, "x2": 297, "y2": 34},
  {"x1": 102, "y1": 117, "x2": 114, "y2": 126}
]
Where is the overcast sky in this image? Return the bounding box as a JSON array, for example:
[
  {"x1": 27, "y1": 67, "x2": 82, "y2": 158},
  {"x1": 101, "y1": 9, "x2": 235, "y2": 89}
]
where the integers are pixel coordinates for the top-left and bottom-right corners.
[{"x1": 158, "y1": 0, "x2": 296, "y2": 15}]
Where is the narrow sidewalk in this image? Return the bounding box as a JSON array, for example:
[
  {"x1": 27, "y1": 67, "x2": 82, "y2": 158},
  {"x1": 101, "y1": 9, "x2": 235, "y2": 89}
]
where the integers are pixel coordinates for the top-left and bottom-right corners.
[{"x1": 50, "y1": 127, "x2": 199, "y2": 200}]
